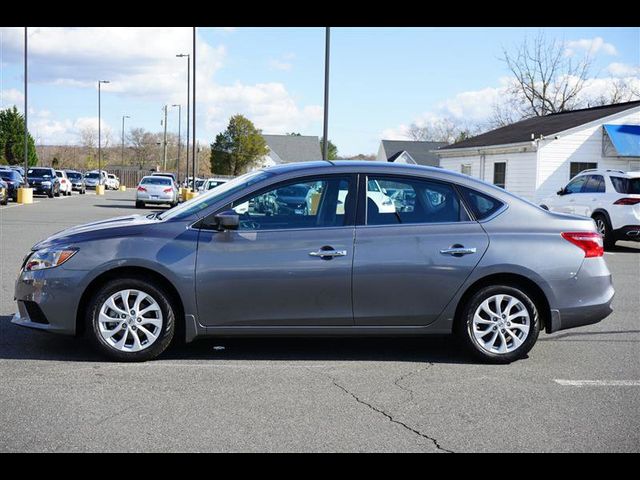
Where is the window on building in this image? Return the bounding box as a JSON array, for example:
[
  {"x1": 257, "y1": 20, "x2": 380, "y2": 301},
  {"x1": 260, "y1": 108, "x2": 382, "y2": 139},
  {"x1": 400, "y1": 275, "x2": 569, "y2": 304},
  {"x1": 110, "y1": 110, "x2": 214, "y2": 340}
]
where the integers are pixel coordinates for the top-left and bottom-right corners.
[
  {"x1": 570, "y1": 162, "x2": 597, "y2": 179},
  {"x1": 493, "y1": 162, "x2": 506, "y2": 189},
  {"x1": 461, "y1": 164, "x2": 472, "y2": 176}
]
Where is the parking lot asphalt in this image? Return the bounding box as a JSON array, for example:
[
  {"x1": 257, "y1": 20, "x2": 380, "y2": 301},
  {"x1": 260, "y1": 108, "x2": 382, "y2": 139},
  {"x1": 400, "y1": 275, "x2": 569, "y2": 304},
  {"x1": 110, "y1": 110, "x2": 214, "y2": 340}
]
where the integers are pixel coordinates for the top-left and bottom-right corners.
[{"x1": 0, "y1": 190, "x2": 638, "y2": 452}]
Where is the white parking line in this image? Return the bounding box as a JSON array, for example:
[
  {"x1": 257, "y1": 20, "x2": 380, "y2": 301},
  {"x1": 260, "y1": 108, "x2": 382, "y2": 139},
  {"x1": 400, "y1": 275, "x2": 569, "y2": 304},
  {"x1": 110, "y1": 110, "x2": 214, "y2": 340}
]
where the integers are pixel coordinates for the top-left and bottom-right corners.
[{"x1": 554, "y1": 379, "x2": 640, "y2": 387}]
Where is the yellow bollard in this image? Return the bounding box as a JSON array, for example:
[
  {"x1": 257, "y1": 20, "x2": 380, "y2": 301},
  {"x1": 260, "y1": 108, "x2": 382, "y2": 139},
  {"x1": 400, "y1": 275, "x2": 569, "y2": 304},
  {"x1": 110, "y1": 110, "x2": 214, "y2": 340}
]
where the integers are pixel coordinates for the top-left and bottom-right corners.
[
  {"x1": 17, "y1": 187, "x2": 33, "y2": 204},
  {"x1": 119, "y1": 185, "x2": 127, "y2": 192},
  {"x1": 180, "y1": 187, "x2": 190, "y2": 202},
  {"x1": 95, "y1": 185, "x2": 105, "y2": 196},
  {"x1": 185, "y1": 190, "x2": 198, "y2": 201}
]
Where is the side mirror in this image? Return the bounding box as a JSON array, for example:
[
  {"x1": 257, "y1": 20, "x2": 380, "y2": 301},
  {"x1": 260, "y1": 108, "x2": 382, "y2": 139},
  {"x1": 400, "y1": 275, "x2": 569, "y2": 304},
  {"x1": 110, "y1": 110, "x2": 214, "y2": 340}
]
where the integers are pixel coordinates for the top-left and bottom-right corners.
[
  {"x1": 557, "y1": 187, "x2": 566, "y2": 195},
  {"x1": 213, "y1": 210, "x2": 239, "y2": 231}
]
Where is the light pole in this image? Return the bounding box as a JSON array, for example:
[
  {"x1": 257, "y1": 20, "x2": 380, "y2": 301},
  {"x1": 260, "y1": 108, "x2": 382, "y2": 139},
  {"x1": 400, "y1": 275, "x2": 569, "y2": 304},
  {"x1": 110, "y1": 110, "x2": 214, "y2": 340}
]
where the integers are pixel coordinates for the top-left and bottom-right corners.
[
  {"x1": 24, "y1": 27, "x2": 29, "y2": 186},
  {"x1": 192, "y1": 27, "x2": 196, "y2": 188},
  {"x1": 98, "y1": 80, "x2": 110, "y2": 190},
  {"x1": 322, "y1": 27, "x2": 330, "y2": 161},
  {"x1": 121, "y1": 115, "x2": 130, "y2": 164},
  {"x1": 172, "y1": 104, "x2": 182, "y2": 182},
  {"x1": 162, "y1": 105, "x2": 168, "y2": 171},
  {"x1": 176, "y1": 53, "x2": 190, "y2": 187}
]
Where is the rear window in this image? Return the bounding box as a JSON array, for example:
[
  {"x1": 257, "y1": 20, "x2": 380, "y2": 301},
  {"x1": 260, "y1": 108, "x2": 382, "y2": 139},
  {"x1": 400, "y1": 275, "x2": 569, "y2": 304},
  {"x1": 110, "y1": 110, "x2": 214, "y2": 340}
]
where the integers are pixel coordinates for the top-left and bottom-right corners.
[
  {"x1": 66, "y1": 172, "x2": 81, "y2": 179},
  {"x1": 610, "y1": 176, "x2": 640, "y2": 194},
  {"x1": 85, "y1": 172, "x2": 100, "y2": 179},
  {"x1": 141, "y1": 177, "x2": 172, "y2": 186},
  {"x1": 458, "y1": 186, "x2": 504, "y2": 220}
]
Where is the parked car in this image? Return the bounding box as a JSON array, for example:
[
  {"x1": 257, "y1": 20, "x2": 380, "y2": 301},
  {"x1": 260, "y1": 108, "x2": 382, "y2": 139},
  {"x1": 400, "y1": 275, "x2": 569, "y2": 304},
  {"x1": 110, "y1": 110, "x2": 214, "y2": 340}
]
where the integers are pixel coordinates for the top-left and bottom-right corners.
[
  {"x1": 84, "y1": 170, "x2": 108, "y2": 189},
  {"x1": 26, "y1": 167, "x2": 60, "y2": 198},
  {"x1": 106, "y1": 174, "x2": 120, "y2": 190},
  {"x1": 540, "y1": 169, "x2": 640, "y2": 249},
  {"x1": 0, "y1": 169, "x2": 26, "y2": 202},
  {"x1": 0, "y1": 179, "x2": 8, "y2": 205},
  {"x1": 55, "y1": 170, "x2": 73, "y2": 196},
  {"x1": 199, "y1": 177, "x2": 229, "y2": 192},
  {"x1": 9, "y1": 165, "x2": 25, "y2": 177},
  {"x1": 135, "y1": 175, "x2": 179, "y2": 208},
  {"x1": 12, "y1": 161, "x2": 614, "y2": 363},
  {"x1": 65, "y1": 170, "x2": 86, "y2": 194}
]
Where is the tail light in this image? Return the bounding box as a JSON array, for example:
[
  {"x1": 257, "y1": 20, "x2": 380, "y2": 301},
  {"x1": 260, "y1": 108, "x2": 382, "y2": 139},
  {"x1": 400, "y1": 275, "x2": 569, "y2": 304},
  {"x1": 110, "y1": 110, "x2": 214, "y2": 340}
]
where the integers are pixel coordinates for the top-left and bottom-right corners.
[
  {"x1": 613, "y1": 198, "x2": 640, "y2": 205},
  {"x1": 163, "y1": 187, "x2": 173, "y2": 193},
  {"x1": 561, "y1": 232, "x2": 604, "y2": 258},
  {"x1": 137, "y1": 186, "x2": 147, "y2": 192}
]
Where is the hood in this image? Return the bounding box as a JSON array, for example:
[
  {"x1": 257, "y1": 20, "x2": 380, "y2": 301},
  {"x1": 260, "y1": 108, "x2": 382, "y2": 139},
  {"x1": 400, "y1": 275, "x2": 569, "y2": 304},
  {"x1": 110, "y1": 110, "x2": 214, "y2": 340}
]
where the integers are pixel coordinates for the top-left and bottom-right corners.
[{"x1": 33, "y1": 213, "x2": 159, "y2": 250}]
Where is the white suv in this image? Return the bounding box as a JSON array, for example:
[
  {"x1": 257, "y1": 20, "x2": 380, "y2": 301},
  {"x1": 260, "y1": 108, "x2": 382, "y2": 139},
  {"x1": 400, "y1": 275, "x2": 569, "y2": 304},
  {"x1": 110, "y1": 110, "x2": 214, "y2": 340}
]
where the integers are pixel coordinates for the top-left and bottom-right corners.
[{"x1": 541, "y1": 169, "x2": 640, "y2": 248}]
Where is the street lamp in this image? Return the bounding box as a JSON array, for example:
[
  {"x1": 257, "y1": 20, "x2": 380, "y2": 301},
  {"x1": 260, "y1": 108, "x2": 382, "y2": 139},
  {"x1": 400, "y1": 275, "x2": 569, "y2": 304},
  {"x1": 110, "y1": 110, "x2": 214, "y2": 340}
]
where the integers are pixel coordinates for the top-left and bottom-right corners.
[
  {"x1": 322, "y1": 27, "x2": 330, "y2": 161},
  {"x1": 121, "y1": 115, "x2": 130, "y2": 164},
  {"x1": 98, "y1": 80, "x2": 110, "y2": 189},
  {"x1": 191, "y1": 28, "x2": 196, "y2": 188},
  {"x1": 171, "y1": 104, "x2": 182, "y2": 183},
  {"x1": 176, "y1": 53, "x2": 190, "y2": 187}
]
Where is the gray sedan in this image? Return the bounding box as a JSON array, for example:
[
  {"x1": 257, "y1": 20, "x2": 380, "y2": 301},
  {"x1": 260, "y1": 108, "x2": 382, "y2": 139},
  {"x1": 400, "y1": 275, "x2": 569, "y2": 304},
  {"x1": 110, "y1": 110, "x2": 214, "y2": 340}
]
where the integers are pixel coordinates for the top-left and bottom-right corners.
[{"x1": 12, "y1": 161, "x2": 614, "y2": 362}]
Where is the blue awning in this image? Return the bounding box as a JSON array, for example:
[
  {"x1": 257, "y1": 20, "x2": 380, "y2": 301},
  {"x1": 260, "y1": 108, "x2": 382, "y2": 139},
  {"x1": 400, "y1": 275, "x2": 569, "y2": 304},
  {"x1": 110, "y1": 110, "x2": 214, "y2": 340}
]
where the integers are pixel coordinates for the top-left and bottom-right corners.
[{"x1": 603, "y1": 124, "x2": 640, "y2": 157}]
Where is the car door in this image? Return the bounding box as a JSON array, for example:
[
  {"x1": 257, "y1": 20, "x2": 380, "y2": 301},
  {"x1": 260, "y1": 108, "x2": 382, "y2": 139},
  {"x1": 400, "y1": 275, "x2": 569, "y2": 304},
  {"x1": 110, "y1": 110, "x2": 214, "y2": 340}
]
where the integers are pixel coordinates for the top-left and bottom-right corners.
[
  {"x1": 195, "y1": 174, "x2": 357, "y2": 327},
  {"x1": 352, "y1": 174, "x2": 490, "y2": 326},
  {"x1": 557, "y1": 175, "x2": 588, "y2": 214},
  {"x1": 578, "y1": 174, "x2": 605, "y2": 217}
]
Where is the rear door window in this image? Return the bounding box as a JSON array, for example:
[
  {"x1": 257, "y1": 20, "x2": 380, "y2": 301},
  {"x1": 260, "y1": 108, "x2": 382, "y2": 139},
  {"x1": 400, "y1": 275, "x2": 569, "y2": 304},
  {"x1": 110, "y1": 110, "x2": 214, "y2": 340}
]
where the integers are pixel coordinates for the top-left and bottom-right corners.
[{"x1": 583, "y1": 175, "x2": 605, "y2": 193}]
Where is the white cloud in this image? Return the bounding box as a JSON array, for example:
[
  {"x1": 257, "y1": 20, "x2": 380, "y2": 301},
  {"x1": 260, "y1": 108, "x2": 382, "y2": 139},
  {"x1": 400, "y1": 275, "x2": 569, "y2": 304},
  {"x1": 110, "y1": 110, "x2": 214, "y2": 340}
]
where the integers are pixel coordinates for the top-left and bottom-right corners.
[
  {"x1": 268, "y1": 53, "x2": 295, "y2": 71},
  {"x1": 606, "y1": 62, "x2": 640, "y2": 77},
  {"x1": 565, "y1": 37, "x2": 618, "y2": 57},
  {"x1": 0, "y1": 27, "x2": 322, "y2": 144},
  {"x1": 0, "y1": 88, "x2": 24, "y2": 108}
]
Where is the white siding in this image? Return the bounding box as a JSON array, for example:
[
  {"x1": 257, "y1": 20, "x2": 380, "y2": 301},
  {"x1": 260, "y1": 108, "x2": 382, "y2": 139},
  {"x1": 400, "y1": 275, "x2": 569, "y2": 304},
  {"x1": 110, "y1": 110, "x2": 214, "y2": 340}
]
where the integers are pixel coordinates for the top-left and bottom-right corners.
[
  {"x1": 440, "y1": 151, "x2": 537, "y2": 199},
  {"x1": 535, "y1": 108, "x2": 640, "y2": 202}
]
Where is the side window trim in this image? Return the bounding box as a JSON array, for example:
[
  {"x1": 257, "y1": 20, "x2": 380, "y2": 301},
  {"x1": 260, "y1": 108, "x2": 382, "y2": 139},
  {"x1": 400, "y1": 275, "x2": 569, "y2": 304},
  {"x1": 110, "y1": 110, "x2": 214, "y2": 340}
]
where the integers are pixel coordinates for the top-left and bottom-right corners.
[{"x1": 201, "y1": 173, "x2": 358, "y2": 231}]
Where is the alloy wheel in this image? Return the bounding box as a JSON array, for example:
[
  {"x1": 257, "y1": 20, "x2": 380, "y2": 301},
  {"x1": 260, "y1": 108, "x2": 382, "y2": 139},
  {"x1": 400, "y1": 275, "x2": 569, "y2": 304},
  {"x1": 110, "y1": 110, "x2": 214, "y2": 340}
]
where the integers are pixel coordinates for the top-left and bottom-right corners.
[
  {"x1": 98, "y1": 289, "x2": 163, "y2": 352},
  {"x1": 471, "y1": 294, "x2": 530, "y2": 354}
]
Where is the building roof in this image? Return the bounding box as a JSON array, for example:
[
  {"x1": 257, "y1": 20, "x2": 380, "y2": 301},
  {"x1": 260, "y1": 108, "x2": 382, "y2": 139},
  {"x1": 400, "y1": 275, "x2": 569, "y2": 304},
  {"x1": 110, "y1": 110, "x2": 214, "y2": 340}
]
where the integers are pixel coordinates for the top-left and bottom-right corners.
[
  {"x1": 262, "y1": 134, "x2": 321, "y2": 163},
  {"x1": 440, "y1": 100, "x2": 640, "y2": 151},
  {"x1": 380, "y1": 140, "x2": 447, "y2": 166}
]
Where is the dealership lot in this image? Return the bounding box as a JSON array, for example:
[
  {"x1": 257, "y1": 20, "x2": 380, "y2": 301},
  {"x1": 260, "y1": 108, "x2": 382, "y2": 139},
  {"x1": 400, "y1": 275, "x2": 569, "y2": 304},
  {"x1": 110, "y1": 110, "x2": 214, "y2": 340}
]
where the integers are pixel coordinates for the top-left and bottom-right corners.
[{"x1": 0, "y1": 191, "x2": 638, "y2": 452}]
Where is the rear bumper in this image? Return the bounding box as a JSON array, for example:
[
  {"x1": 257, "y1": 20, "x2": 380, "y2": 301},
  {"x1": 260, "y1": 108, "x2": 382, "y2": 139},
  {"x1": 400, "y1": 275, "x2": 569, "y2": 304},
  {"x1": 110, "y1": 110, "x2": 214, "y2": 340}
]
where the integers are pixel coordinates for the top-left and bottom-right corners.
[{"x1": 613, "y1": 225, "x2": 640, "y2": 241}]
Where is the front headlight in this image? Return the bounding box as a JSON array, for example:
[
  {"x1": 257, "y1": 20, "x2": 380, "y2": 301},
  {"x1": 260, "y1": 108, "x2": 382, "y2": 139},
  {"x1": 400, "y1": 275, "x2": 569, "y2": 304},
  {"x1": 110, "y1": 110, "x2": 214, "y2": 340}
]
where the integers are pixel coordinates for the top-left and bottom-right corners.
[
  {"x1": 24, "y1": 248, "x2": 78, "y2": 272},
  {"x1": 41, "y1": 181, "x2": 51, "y2": 186}
]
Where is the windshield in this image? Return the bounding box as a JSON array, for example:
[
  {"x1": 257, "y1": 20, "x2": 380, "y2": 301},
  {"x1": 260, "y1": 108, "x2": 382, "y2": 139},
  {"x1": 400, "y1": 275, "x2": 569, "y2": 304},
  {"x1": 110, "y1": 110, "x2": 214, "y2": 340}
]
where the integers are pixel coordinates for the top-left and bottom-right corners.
[
  {"x1": 158, "y1": 170, "x2": 272, "y2": 221},
  {"x1": 28, "y1": 168, "x2": 52, "y2": 177},
  {"x1": 141, "y1": 177, "x2": 172, "y2": 186},
  {"x1": 85, "y1": 172, "x2": 99, "y2": 179},
  {"x1": 1, "y1": 171, "x2": 20, "y2": 181},
  {"x1": 55, "y1": 171, "x2": 63, "y2": 177},
  {"x1": 66, "y1": 172, "x2": 81, "y2": 179}
]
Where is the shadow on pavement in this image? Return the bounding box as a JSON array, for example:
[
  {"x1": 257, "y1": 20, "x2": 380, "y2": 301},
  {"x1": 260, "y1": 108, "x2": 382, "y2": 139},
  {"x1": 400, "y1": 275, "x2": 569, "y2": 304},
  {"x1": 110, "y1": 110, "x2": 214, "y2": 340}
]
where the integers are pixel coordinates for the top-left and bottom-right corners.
[{"x1": 0, "y1": 315, "x2": 477, "y2": 364}]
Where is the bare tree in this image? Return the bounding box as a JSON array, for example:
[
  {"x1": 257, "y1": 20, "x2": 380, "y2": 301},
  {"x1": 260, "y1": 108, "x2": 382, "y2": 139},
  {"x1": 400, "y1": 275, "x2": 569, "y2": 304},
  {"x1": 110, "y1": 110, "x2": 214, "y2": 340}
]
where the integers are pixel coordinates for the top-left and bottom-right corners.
[
  {"x1": 587, "y1": 77, "x2": 640, "y2": 107},
  {"x1": 406, "y1": 117, "x2": 484, "y2": 144},
  {"x1": 495, "y1": 32, "x2": 592, "y2": 124}
]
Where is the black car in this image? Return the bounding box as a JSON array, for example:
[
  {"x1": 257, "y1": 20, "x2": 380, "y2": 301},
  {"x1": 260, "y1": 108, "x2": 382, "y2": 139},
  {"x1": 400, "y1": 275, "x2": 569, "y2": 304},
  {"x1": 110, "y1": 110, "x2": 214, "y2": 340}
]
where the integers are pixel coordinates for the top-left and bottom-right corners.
[
  {"x1": 26, "y1": 167, "x2": 61, "y2": 198},
  {"x1": 0, "y1": 179, "x2": 8, "y2": 205},
  {"x1": 64, "y1": 170, "x2": 86, "y2": 194},
  {"x1": 0, "y1": 169, "x2": 26, "y2": 201}
]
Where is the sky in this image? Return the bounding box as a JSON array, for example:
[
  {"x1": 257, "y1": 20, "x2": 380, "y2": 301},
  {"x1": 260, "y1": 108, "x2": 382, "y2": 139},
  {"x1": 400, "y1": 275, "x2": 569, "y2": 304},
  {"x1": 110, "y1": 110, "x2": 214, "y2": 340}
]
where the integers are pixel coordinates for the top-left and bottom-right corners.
[{"x1": 0, "y1": 27, "x2": 638, "y2": 157}]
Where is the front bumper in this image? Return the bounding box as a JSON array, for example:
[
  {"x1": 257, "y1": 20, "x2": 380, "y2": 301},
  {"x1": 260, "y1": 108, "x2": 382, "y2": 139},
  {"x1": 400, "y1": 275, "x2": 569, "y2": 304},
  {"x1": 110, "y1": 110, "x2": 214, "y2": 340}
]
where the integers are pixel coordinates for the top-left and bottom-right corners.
[{"x1": 12, "y1": 266, "x2": 84, "y2": 336}]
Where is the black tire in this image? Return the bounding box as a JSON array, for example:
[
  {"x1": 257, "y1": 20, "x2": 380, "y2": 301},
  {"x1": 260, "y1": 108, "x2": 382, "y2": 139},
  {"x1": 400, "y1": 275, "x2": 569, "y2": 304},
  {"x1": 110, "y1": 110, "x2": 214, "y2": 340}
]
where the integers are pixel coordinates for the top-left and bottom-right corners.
[
  {"x1": 81, "y1": 188, "x2": 86, "y2": 195},
  {"x1": 1, "y1": 195, "x2": 7, "y2": 206},
  {"x1": 593, "y1": 213, "x2": 615, "y2": 250},
  {"x1": 54, "y1": 187, "x2": 60, "y2": 197},
  {"x1": 86, "y1": 277, "x2": 176, "y2": 362},
  {"x1": 456, "y1": 284, "x2": 541, "y2": 364},
  {"x1": 135, "y1": 200, "x2": 145, "y2": 209},
  {"x1": 539, "y1": 204, "x2": 549, "y2": 210},
  {"x1": 48, "y1": 188, "x2": 54, "y2": 198}
]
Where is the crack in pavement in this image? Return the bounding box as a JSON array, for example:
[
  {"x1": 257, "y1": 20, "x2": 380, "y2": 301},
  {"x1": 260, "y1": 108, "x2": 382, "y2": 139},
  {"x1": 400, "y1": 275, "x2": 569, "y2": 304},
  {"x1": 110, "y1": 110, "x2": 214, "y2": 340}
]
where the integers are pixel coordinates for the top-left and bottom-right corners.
[
  {"x1": 392, "y1": 363, "x2": 433, "y2": 404},
  {"x1": 329, "y1": 376, "x2": 453, "y2": 453}
]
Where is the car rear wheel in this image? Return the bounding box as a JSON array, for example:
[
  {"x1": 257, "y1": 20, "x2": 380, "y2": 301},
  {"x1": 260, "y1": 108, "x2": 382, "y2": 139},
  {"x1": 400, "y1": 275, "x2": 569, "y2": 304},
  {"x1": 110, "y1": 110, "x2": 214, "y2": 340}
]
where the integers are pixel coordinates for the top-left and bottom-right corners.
[
  {"x1": 86, "y1": 278, "x2": 175, "y2": 362},
  {"x1": 457, "y1": 285, "x2": 540, "y2": 364},
  {"x1": 593, "y1": 213, "x2": 615, "y2": 249}
]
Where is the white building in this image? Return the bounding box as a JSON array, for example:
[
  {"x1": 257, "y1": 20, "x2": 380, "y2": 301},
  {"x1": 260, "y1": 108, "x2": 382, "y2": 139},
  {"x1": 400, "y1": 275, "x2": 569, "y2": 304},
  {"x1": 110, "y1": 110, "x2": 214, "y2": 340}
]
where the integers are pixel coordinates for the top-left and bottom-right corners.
[{"x1": 436, "y1": 101, "x2": 640, "y2": 202}]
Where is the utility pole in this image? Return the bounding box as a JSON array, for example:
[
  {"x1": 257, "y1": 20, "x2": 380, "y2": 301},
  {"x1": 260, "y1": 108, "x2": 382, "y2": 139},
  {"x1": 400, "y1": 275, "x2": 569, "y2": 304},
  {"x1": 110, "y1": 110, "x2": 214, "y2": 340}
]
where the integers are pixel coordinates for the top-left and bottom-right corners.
[
  {"x1": 162, "y1": 105, "x2": 168, "y2": 171},
  {"x1": 172, "y1": 104, "x2": 182, "y2": 182},
  {"x1": 98, "y1": 80, "x2": 110, "y2": 187},
  {"x1": 24, "y1": 27, "x2": 29, "y2": 185},
  {"x1": 121, "y1": 115, "x2": 130, "y2": 164},
  {"x1": 322, "y1": 27, "x2": 330, "y2": 161},
  {"x1": 176, "y1": 53, "x2": 190, "y2": 187}
]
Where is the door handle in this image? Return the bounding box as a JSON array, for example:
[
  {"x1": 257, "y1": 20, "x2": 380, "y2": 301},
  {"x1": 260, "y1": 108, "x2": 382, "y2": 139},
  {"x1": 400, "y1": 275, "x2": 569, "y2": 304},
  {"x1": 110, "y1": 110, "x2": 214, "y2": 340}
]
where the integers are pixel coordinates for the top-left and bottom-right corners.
[
  {"x1": 309, "y1": 248, "x2": 347, "y2": 258},
  {"x1": 440, "y1": 247, "x2": 477, "y2": 256}
]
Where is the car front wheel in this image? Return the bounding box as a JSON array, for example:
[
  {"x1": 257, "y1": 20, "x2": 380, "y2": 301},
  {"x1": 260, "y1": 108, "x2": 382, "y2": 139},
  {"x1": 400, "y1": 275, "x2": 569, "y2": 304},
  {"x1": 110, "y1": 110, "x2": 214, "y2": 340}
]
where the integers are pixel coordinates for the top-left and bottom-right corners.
[
  {"x1": 457, "y1": 284, "x2": 540, "y2": 364},
  {"x1": 86, "y1": 277, "x2": 176, "y2": 362}
]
